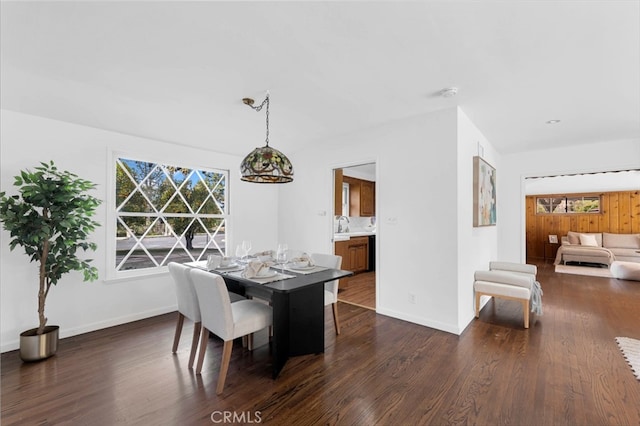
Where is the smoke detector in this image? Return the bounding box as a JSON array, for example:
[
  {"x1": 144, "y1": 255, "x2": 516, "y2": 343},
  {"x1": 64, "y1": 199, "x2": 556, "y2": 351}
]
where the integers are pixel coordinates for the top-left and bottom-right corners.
[{"x1": 440, "y1": 87, "x2": 458, "y2": 98}]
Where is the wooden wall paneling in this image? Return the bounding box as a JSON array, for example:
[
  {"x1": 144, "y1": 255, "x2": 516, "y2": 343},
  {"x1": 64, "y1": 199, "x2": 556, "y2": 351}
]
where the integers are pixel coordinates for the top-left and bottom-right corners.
[
  {"x1": 525, "y1": 197, "x2": 537, "y2": 258},
  {"x1": 577, "y1": 216, "x2": 590, "y2": 233},
  {"x1": 543, "y1": 215, "x2": 554, "y2": 255},
  {"x1": 536, "y1": 215, "x2": 545, "y2": 258},
  {"x1": 610, "y1": 192, "x2": 620, "y2": 231},
  {"x1": 569, "y1": 216, "x2": 578, "y2": 233},
  {"x1": 525, "y1": 190, "x2": 639, "y2": 260},
  {"x1": 632, "y1": 191, "x2": 640, "y2": 233},
  {"x1": 560, "y1": 216, "x2": 571, "y2": 238},
  {"x1": 599, "y1": 193, "x2": 610, "y2": 232},
  {"x1": 619, "y1": 191, "x2": 632, "y2": 233}
]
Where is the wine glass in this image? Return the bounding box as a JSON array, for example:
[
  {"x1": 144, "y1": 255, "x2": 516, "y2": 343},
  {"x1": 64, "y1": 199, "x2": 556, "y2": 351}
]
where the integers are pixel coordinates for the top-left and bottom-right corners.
[
  {"x1": 276, "y1": 243, "x2": 288, "y2": 272},
  {"x1": 242, "y1": 240, "x2": 252, "y2": 260},
  {"x1": 235, "y1": 244, "x2": 244, "y2": 263}
]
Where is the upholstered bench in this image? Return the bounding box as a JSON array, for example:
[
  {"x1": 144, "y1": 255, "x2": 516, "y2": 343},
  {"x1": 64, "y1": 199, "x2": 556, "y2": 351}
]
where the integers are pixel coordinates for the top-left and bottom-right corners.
[
  {"x1": 474, "y1": 262, "x2": 540, "y2": 328},
  {"x1": 610, "y1": 261, "x2": 640, "y2": 281}
]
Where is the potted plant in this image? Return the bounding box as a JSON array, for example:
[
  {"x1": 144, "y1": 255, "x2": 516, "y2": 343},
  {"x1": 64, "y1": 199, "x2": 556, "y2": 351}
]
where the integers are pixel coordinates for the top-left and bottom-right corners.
[{"x1": 0, "y1": 161, "x2": 101, "y2": 361}]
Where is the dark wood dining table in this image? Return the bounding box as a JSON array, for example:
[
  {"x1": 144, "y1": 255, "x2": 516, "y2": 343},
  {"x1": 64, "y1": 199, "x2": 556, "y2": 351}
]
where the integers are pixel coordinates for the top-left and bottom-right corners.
[{"x1": 189, "y1": 263, "x2": 353, "y2": 378}]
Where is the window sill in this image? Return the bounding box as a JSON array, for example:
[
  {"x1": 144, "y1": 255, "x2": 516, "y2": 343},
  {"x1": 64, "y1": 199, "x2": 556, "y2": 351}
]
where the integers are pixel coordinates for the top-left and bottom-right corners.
[{"x1": 104, "y1": 268, "x2": 170, "y2": 284}]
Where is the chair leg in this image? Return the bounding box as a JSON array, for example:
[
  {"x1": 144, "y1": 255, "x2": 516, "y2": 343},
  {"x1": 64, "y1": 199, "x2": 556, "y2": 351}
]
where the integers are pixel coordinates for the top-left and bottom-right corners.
[
  {"x1": 195, "y1": 326, "x2": 210, "y2": 374},
  {"x1": 523, "y1": 300, "x2": 530, "y2": 329},
  {"x1": 172, "y1": 313, "x2": 185, "y2": 353},
  {"x1": 216, "y1": 340, "x2": 233, "y2": 395},
  {"x1": 332, "y1": 303, "x2": 341, "y2": 335},
  {"x1": 248, "y1": 333, "x2": 254, "y2": 351},
  {"x1": 188, "y1": 322, "x2": 202, "y2": 369},
  {"x1": 475, "y1": 292, "x2": 481, "y2": 318}
]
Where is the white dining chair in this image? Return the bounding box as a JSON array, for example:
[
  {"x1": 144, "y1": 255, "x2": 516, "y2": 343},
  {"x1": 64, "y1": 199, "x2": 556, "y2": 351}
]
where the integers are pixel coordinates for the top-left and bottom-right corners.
[
  {"x1": 189, "y1": 268, "x2": 273, "y2": 394},
  {"x1": 168, "y1": 262, "x2": 245, "y2": 369},
  {"x1": 311, "y1": 253, "x2": 343, "y2": 335}
]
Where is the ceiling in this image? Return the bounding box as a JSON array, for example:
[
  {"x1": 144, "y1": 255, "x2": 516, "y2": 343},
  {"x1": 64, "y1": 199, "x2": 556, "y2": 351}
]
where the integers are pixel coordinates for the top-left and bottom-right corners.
[{"x1": 1, "y1": 1, "x2": 639, "y2": 158}]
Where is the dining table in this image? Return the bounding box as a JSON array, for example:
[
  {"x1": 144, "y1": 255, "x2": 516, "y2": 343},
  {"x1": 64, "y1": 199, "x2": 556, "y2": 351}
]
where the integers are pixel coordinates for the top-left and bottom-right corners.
[{"x1": 185, "y1": 259, "x2": 353, "y2": 378}]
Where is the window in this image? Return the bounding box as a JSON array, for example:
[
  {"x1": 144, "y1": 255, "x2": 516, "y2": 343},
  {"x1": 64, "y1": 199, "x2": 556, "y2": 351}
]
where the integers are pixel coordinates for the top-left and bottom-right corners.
[
  {"x1": 536, "y1": 195, "x2": 600, "y2": 214},
  {"x1": 342, "y1": 183, "x2": 350, "y2": 216},
  {"x1": 114, "y1": 157, "x2": 228, "y2": 272}
]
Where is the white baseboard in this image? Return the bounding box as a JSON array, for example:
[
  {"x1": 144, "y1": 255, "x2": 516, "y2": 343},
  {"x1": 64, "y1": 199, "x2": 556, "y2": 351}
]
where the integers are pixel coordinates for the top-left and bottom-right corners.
[
  {"x1": 375, "y1": 307, "x2": 461, "y2": 335},
  {"x1": 1, "y1": 305, "x2": 177, "y2": 353}
]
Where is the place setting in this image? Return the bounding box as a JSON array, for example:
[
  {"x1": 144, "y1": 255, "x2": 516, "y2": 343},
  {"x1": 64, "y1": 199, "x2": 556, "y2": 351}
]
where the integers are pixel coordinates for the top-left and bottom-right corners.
[
  {"x1": 279, "y1": 251, "x2": 327, "y2": 275},
  {"x1": 206, "y1": 254, "x2": 244, "y2": 273},
  {"x1": 189, "y1": 242, "x2": 327, "y2": 284},
  {"x1": 211, "y1": 241, "x2": 291, "y2": 284}
]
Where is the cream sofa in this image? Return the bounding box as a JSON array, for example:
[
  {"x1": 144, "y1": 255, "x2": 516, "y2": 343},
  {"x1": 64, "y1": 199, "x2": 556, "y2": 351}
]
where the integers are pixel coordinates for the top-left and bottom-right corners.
[{"x1": 554, "y1": 231, "x2": 640, "y2": 266}]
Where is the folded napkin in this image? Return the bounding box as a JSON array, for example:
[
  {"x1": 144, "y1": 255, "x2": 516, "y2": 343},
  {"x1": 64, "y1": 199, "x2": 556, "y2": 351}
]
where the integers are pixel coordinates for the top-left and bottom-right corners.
[
  {"x1": 289, "y1": 253, "x2": 315, "y2": 267},
  {"x1": 242, "y1": 260, "x2": 274, "y2": 278},
  {"x1": 254, "y1": 250, "x2": 275, "y2": 261}
]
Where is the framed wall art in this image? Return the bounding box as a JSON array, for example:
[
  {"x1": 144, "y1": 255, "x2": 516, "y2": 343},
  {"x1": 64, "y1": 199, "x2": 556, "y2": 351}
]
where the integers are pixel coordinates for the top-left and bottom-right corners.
[{"x1": 473, "y1": 156, "x2": 496, "y2": 227}]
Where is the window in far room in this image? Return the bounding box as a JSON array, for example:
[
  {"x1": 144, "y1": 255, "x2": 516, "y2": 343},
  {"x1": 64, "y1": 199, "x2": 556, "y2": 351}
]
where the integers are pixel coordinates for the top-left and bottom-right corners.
[
  {"x1": 114, "y1": 157, "x2": 228, "y2": 272},
  {"x1": 536, "y1": 195, "x2": 601, "y2": 214}
]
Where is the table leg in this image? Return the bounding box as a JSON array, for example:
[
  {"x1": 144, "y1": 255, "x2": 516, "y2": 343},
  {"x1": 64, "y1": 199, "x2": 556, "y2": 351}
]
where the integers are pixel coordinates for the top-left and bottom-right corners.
[{"x1": 271, "y1": 283, "x2": 324, "y2": 378}]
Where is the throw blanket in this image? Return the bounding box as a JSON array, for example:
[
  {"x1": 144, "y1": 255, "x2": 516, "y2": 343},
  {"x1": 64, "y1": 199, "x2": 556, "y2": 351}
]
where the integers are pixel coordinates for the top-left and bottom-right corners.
[{"x1": 531, "y1": 281, "x2": 543, "y2": 315}]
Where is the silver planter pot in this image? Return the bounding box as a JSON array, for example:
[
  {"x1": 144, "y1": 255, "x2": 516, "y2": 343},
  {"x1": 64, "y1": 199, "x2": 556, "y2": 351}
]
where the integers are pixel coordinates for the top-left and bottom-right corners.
[{"x1": 19, "y1": 325, "x2": 59, "y2": 362}]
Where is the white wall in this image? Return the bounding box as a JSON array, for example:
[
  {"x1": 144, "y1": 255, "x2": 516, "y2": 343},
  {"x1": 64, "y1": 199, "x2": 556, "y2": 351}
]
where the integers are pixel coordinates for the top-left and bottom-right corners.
[
  {"x1": 279, "y1": 107, "x2": 499, "y2": 334},
  {"x1": 456, "y1": 109, "x2": 499, "y2": 330},
  {"x1": 498, "y1": 138, "x2": 640, "y2": 263},
  {"x1": 0, "y1": 110, "x2": 278, "y2": 352}
]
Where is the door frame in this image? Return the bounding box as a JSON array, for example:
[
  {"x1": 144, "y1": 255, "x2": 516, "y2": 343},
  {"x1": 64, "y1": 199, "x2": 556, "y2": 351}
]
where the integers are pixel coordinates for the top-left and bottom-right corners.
[{"x1": 331, "y1": 159, "x2": 378, "y2": 311}]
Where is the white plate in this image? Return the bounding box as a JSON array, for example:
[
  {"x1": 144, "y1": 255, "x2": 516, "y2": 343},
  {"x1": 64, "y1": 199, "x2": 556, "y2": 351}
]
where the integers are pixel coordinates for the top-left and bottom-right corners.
[
  {"x1": 289, "y1": 264, "x2": 316, "y2": 271},
  {"x1": 216, "y1": 263, "x2": 239, "y2": 270},
  {"x1": 254, "y1": 270, "x2": 277, "y2": 279}
]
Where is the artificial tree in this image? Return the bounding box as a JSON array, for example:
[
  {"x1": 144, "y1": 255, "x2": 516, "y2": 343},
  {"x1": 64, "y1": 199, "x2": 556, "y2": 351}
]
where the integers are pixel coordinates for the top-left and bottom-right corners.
[{"x1": 0, "y1": 161, "x2": 101, "y2": 335}]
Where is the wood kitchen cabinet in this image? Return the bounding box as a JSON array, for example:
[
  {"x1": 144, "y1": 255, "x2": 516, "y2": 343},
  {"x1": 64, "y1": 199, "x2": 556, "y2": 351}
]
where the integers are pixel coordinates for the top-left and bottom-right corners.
[
  {"x1": 334, "y1": 169, "x2": 343, "y2": 215},
  {"x1": 342, "y1": 176, "x2": 375, "y2": 217},
  {"x1": 360, "y1": 180, "x2": 375, "y2": 216},
  {"x1": 335, "y1": 236, "x2": 369, "y2": 273}
]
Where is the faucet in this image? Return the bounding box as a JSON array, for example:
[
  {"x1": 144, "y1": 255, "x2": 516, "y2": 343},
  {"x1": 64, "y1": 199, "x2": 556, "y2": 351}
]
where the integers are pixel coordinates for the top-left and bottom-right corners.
[{"x1": 337, "y1": 215, "x2": 350, "y2": 233}]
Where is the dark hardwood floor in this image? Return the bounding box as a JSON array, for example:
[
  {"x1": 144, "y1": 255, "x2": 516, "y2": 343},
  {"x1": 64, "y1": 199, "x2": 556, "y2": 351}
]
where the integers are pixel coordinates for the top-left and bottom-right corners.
[
  {"x1": 338, "y1": 271, "x2": 375, "y2": 310},
  {"x1": 2, "y1": 259, "x2": 640, "y2": 425}
]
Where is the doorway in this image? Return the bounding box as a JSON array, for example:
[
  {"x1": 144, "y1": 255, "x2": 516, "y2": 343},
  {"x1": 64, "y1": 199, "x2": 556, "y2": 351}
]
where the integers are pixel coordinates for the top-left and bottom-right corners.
[{"x1": 333, "y1": 162, "x2": 377, "y2": 310}]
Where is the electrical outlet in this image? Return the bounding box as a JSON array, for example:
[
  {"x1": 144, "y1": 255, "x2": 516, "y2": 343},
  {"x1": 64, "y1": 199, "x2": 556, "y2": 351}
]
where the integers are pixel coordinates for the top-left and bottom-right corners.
[{"x1": 408, "y1": 293, "x2": 416, "y2": 304}]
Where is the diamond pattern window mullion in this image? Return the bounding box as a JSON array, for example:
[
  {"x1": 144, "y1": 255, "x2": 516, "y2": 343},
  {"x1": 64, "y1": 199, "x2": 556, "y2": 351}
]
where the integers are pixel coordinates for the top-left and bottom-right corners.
[{"x1": 115, "y1": 157, "x2": 229, "y2": 273}]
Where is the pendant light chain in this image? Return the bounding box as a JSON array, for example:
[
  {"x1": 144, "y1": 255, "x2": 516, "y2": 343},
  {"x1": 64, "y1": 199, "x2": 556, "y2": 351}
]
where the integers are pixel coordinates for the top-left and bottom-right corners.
[
  {"x1": 247, "y1": 95, "x2": 270, "y2": 147},
  {"x1": 265, "y1": 96, "x2": 269, "y2": 147}
]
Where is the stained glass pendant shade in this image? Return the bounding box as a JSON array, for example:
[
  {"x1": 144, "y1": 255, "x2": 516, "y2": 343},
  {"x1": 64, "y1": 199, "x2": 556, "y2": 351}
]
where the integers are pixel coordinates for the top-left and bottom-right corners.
[{"x1": 240, "y1": 94, "x2": 294, "y2": 183}]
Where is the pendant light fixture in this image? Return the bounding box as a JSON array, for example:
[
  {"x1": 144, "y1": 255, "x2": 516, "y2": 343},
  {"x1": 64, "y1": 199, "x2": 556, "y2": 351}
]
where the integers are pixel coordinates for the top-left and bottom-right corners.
[{"x1": 240, "y1": 92, "x2": 294, "y2": 183}]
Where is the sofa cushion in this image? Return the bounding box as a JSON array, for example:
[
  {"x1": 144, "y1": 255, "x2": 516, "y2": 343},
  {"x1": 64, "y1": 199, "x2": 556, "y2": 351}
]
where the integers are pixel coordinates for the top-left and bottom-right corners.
[
  {"x1": 602, "y1": 232, "x2": 640, "y2": 249},
  {"x1": 474, "y1": 270, "x2": 533, "y2": 289},
  {"x1": 474, "y1": 281, "x2": 531, "y2": 299},
  {"x1": 609, "y1": 247, "x2": 640, "y2": 262},
  {"x1": 567, "y1": 231, "x2": 602, "y2": 246},
  {"x1": 579, "y1": 234, "x2": 599, "y2": 247}
]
